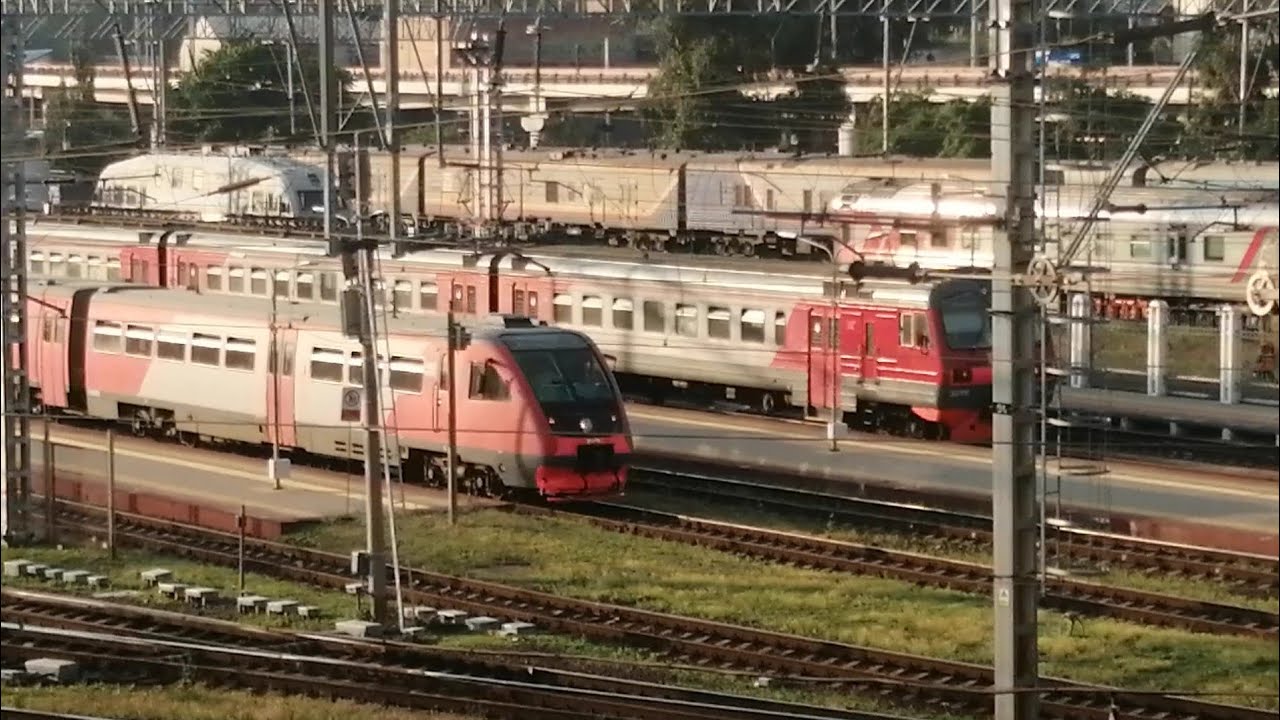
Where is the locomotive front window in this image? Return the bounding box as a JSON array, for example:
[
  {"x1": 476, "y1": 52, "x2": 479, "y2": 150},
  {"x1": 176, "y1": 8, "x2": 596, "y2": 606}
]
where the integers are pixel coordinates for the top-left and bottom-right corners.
[
  {"x1": 512, "y1": 347, "x2": 614, "y2": 406},
  {"x1": 940, "y1": 300, "x2": 991, "y2": 350}
]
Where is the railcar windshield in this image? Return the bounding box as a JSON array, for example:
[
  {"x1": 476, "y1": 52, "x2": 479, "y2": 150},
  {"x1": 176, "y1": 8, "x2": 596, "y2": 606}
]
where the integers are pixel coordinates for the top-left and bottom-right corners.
[
  {"x1": 296, "y1": 190, "x2": 343, "y2": 215},
  {"x1": 938, "y1": 287, "x2": 992, "y2": 351},
  {"x1": 503, "y1": 332, "x2": 622, "y2": 435},
  {"x1": 513, "y1": 347, "x2": 615, "y2": 404}
]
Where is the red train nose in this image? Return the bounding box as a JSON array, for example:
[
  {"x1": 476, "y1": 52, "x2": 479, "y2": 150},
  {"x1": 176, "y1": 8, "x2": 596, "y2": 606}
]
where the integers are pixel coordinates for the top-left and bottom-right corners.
[{"x1": 535, "y1": 465, "x2": 628, "y2": 501}]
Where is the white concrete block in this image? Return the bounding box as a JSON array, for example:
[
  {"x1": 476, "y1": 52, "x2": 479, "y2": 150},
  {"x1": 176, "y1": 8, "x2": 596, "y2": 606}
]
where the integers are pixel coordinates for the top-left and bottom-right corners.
[
  {"x1": 266, "y1": 600, "x2": 299, "y2": 615},
  {"x1": 23, "y1": 563, "x2": 48, "y2": 577},
  {"x1": 184, "y1": 587, "x2": 219, "y2": 606},
  {"x1": 400, "y1": 626, "x2": 426, "y2": 639},
  {"x1": 436, "y1": 609, "x2": 468, "y2": 624},
  {"x1": 296, "y1": 605, "x2": 321, "y2": 619},
  {"x1": 236, "y1": 595, "x2": 269, "y2": 614},
  {"x1": 335, "y1": 619, "x2": 383, "y2": 638},
  {"x1": 24, "y1": 658, "x2": 80, "y2": 683},
  {"x1": 42, "y1": 568, "x2": 65, "y2": 581},
  {"x1": 84, "y1": 575, "x2": 109, "y2": 589},
  {"x1": 464, "y1": 616, "x2": 500, "y2": 632},
  {"x1": 61, "y1": 570, "x2": 90, "y2": 585},
  {"x1": 498, "y1": 621, "x2": 537, "y2": 637},
  {"x1": 140, "y1": 568, "x2": 172, "y2": 586},
  {"x1": 156, "y1": 582, "x2": 187, "y2": 599},
  {"x1": 344, "y1": 582, "x2": 367, "y2": 595},
  {"x1": 3, "y1": 560, "x2": 30, "y2": 577}
]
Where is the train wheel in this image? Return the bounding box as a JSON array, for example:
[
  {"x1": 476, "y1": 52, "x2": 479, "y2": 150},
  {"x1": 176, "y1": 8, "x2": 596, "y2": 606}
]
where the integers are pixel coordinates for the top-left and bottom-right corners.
[
  {"x1": 759, "y1": 392, "x2": 778, "y2": 416},
  {"x1": 129, "y1": 410, "x2": 149, "y2": 438}
]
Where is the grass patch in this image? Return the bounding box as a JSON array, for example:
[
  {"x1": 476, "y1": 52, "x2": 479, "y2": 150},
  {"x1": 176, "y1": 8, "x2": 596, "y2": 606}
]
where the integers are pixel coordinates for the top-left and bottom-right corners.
[
  {"x1": 291, "y1": 510, "x2": 1279, "y2": 710},
  {"x1": 622, "y1": 489, "x2": 1280, "y2": 613},
  {"x1": 0, "y1": 684, "x2": 482, "y2": 720},
  {"x1": 0, "y1": 543, "x2": 970, "y2": 719}
]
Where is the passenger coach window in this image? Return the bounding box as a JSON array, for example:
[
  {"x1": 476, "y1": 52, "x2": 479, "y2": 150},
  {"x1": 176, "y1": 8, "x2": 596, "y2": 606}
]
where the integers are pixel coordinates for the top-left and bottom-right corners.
[
  {"x1": 156, "y1": 332, "x2": 186, "y2": 361},
  {"x1": 513, "y1": 289, "x2": 526, "y2": 316},
  {"x1": 741, "y1": 310, "x2": 765, "y2": 343},
  {"x1": 393, "y1": 281, "x2": 412, "y2": 310},
  {"x1": 582, "y1": 296, "x2": 603, "y2": 326},
  {"x1": 67, "y1": 255, "x2": 83, "y2": 279},
  {"x1": 553, "y1": 294, "x2": 572, "y2": 323},
  {"x1": 675, "y1": 305, "x2": 697, "y2": 337},
  {"x1": 125, "y1": 325, "x2": 154, "y2": 356},
  {"x1": 1203, "y1": 236, "x2": 1225, "y2": 262},
  {"x1": 899, "y1": 232, "x2": 918, "y2": 248},
  {"x1": 296, "y1": 272, "x2": 314, "y2": 300},
  {"x1": 320, "y1": 273, "x2": 338, "y2": 302},
  {"x1": 309, "y1": 349, "x2": 344, "y2": 382},
  {"x1": 389, "y1": 357, "x2": 425, "y2": 392},
  {"x1": 273, "y1": 271, "x2": 290, "y2": 298},
  {"x1": 465, "y1": 286, "x2": 477, "y2": 313},
  {"x1": 612, "y1": 299, "x2": 634, "y2": 329},
  {"x1": 773, "y1": 312, "x2": 787, "y2": 345},
  {"x1": 191, "y1": 334, "x2": 221, "y2": 366},
  {"x1": 1129, "y1": 238, "x2": 1152, "y2": 258},
  {"x1": 228, "y1": 267, "x2": 246, "y2": 293},
  {"x1": 92, "y1": 321, "x2": 123, "y2": 353},
  {"x1": 469, "y1": 362, "x2": 509, "y2": 401},
  {"x1": 707, "y1": 307, "x2": 730, "y2": 339},
  {"x1": 226, "y1": 338, "x2": 256, "y2": 371},
  {"x1": 250, "y1": 268, "x2": 269, "y2": 295},
  {"x1": 419, "y1": 282, "x2": 438, "y2": 310},
  {"x1": 105, "y1": 259, "x2": 121, "y2": 282},
  {"x1": 899, "y1": 313, "x2": 928, "y2": 348},
  {"x1": 643, "y1": 301, "x2": 665, "y2": 333},
  {"x1": 206, "y1": 267, "x2": 223, "y2": 291}
]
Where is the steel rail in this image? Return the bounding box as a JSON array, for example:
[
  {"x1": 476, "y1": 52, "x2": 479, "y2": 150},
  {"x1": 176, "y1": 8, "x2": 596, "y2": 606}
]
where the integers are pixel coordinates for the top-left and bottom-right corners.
[
  {"x1": 537, "y1": 502, "x2": 1278, "y2": 639},
  {"x1": 0, "y1": 588, "x2": 891, "y2": 720},
  {"x1": 628, "y1": 463, "x2": 1280, "y2": 595},
  {"x1": 39, "y1": 502, "x2": 1277, "y2": 720}
]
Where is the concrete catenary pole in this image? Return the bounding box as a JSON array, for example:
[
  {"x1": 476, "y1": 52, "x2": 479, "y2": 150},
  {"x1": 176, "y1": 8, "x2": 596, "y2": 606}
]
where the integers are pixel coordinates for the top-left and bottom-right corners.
[
  {"x1": 988, "y1": 0, "x2": 1041, "y2": 712},
  {"x1": 1, "y1": 24, "x2": 32, "y2": 545}
]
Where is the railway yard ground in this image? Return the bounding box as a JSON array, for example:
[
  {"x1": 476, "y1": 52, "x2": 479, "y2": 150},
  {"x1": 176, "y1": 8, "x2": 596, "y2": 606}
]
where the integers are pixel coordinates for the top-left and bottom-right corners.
[
  {"x1": 2, "y1": 684, "x2": 488, "y2": 720},
  {"x1": 5, "y1": 413, "x2": 1278, "y2": 720}
]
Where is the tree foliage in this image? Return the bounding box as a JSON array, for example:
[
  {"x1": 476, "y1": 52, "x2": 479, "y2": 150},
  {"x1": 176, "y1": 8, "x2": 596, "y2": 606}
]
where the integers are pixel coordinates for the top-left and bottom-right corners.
[
  {"x1": 170, "y1": 41, "x2": 356, "y2": 144},
  {"x1": 1180, "y1": 31, "x2": 1280, "y2": 159},
  {"x1": 853, "y1": 93, "x2": 990, "y2": 158},
  {"x1": 41, "y1": 45, "x2": 135, "y2": 175}
]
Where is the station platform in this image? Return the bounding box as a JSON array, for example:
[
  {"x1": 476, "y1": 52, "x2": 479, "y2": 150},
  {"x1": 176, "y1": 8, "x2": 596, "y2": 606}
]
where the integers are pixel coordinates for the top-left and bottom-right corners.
[{"x1": 29, "y1": 425, "x2": 500, "y2": 538}]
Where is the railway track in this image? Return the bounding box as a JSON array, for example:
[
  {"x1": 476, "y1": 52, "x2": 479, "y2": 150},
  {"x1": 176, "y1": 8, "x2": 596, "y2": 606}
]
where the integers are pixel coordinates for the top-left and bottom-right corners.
[
  {"x1": 0, "y1": 590, "x2": 879, "y2": 720},
  {"x1": 37, "y1": 500, "x2": 1277, "y2": 720},
  {"x1": 629, "y1": 463, "x2": 1280, "y2": 596},
  {"x1": 539, "y1": 502, "x2": 1278, "y2": 639}
]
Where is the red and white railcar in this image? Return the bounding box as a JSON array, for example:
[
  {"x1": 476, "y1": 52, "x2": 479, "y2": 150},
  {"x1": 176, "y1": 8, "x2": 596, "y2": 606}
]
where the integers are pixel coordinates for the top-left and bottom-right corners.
[
  {"x1": 27, "y1": 226, "x2": 997, "y2": 442},
  {"x1": 25, "y1": 280, "x2": 631, "y2": 500}
]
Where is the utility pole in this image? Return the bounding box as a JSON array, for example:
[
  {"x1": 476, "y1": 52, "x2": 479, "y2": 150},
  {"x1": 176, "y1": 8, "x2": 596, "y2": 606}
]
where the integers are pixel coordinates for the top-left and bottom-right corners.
[
  {"x1": 434, "y1": 12, "x2": 445, "y2": 166},
  {"x1": 355, "y1": 245, "x2": 387, "y2": 624},
  {"x1": 286, "y1": 42, "x2": 297, "y2": 137},
  {"x1": 445, "y1": 305, "x2": 459, "y2": 525},
  {"x1": 881, "y1": 2, "x2": 891, "y2": 154},
  {"x1": 1238, "y1": 19, "x2": 1249, "y2": 137},
  {"x1": 384, "y1": 0, "x2": 401, "y2": 245},
  {"x1": 319, "y1": 0, "x2": 337, "y2": 238},
  {"x1": 989, "y1": 0, "x2": 1040, "y2": 710},
  {"x1": 523, "y1": 18, "x2": 548, "y2": 149},
  {"x1": 1, "y1": 24, "x2": 32, "y2": 545}
]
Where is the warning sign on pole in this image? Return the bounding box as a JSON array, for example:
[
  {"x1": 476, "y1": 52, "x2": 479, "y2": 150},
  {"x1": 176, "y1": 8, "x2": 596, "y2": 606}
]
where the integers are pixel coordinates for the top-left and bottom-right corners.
[{"x1": 341, "y1": 387, "x2": 362, "y2": 423}]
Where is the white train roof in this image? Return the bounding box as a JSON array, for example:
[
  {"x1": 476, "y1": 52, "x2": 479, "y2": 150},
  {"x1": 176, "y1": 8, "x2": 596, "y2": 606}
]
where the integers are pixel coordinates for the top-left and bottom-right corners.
[
  {"x1": 28, "y1": 221, "x2": 955, "y2": 305},
  {"x1": 33, "y1": 279, "x2": 585, "y2": 342}
]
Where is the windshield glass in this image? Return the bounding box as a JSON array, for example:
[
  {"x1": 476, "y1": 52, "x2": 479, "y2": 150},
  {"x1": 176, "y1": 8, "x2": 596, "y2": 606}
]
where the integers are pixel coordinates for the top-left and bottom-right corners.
[
  {"x1": 939, "y1": 289, "x2": 992, "y2": 350},
  {"x1": 512, "y1": 347, "x2": 615, "y2": 404},
  {"x1": 296, "y1": 190, "x2": 341, "y2": 215}
]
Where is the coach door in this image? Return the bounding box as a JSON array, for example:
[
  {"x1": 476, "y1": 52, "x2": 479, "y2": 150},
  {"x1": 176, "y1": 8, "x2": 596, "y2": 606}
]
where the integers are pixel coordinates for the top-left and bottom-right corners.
[
  {"x1": 38, "y1": 311, "x2": 68, "y2": 409},
  {"x1": 805, "y1": 308, "x2": 837, "y2": 413},
  {"x1": 267, "y1": 330, "x2": 298, "y2": 448},
  {"x1": 861, "y1": 318, "x2": 879, "y2": 384}
]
